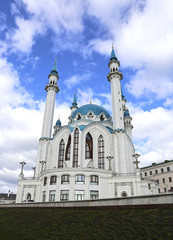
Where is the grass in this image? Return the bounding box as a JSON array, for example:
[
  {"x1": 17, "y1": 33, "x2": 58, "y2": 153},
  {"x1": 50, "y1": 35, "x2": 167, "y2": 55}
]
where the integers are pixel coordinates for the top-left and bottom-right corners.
[{"x1": 0, "y1": 207, "x2": 173, "y2": 240}]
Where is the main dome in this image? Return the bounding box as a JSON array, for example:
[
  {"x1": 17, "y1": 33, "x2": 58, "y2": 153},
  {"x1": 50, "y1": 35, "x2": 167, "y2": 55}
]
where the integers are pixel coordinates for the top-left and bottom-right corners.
[{"x1": 71, "y1": 104, "x2": 111, "y2": 119}]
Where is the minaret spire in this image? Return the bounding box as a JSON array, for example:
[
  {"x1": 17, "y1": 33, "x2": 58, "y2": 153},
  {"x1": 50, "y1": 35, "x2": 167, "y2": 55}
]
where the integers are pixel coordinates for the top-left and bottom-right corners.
[
  {"x1": 70, "y1": 92, "x2": 78, "y2": 113},
  {"x1": 107, "y1": 45, "x2": 124, "y2": 130},
  {"x1": 41, "y1": 58, "x2": 60, "y2": 138}
]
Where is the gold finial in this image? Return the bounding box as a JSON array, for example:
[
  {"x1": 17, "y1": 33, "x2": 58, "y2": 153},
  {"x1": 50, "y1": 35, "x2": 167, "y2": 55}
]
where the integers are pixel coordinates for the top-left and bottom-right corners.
[
  {"x1": 58, "y1": 115, "x2": 60, "y2": 120},
  {"x1": 112, "y1": 42, "x2": 114, "y2": 49},
  {"x1": 90, "y1": 97, "x2": 92, "y2": 104}
]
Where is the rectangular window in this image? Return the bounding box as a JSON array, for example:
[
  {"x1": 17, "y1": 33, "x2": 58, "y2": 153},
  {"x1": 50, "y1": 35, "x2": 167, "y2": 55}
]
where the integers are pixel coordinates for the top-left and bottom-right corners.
[
  {"x1": 162, "y1": 178, "x2": 165, "y2": 183},
  {"x1": 169, "y1": 177, "x2": 172, "y2": 182},
  {"x1": 75, "y1": 175, "x2": 85, "y2": 184},
  {"x1": 150, "y1": 171, "x2": 152, "y2": 175},
  {"x1": 90, "y1": 190, "x2": 99, "y2": 200},
  {"x1": 161, "y1": 168, "x2": 164, "y2": 173},
  {"x1": 42, "y1": 191, "x2": 46, "y2": 202},
  {"x1": 75, "y1": 190, "x2": 84, "y2": 200},
  {"x1": 50, "y1": 176, "x2": 57, "y2": 185},
  {"x1": 43, "y1": 177, "x2": 47, "y2": 186},
  {"x1": 158, "y1": 189, "x2": 160, "y2": 193},
  {"x1": 49, "y1": 190, "x2": 56, "y2": 202},
  {"x1": 156, "y1": 179, "x2": 159, "y2": 184},
  {"x1": 60, "y1": 190, "x2": 69, "y2": 201},
  {"x1": 155, "y1": 169, "x2": 158, "y2": 174},
  {"x1": 148, "y1": 184, "x2": 151, "y2": 190},
  {"x1": 164, "y1": 188, "x2": 166, "y2": 193},
  {"x1": 144, "y1": 172, "x2": 147, "y2": 176},
  {"x1": 90, "y1": 175, "x2": 99, "y2": 185},
  {"x1": 167, "y1": 167, "x2": 170, "y2": 171}
]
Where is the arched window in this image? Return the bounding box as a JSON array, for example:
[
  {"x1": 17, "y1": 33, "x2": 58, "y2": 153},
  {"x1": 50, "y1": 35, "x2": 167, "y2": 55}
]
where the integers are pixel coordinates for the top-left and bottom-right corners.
[
  {"x1": 98, "y1": 135, "x2": 105, "y2": 169},
  {"x1": 61, "y1": 175, "x2": 70, "y2": 184},
  {"x1": 73, "y1": 128, "x2": 79, "y2": 167},
  {"x1": 85, "y1": 133, "x2": 93, "y2": 159},
  {"x1": 50, "y1": 175, "x2": 57, "y2": 185},
  {"x1": 100, "y1": 114, "x2": 104, "y2": 121},
  {"x1": 58, "y1": 139, "x2": 65, "y2": 168},
  {"x1": 43, "y1": 177, "x2": 47, "y2": 186},
  {"x1": 65, "y1": 135, "x2": 71, "y2": 160},
  {"x1": 27, "y1": 193, "x2": 31, "y2": 201},
  {"x1": 77, "y1": 114, "x2": 81, "y2": 120},
  {"x1": 90, "y1": 175, "x2": 99, "y2": 185}
]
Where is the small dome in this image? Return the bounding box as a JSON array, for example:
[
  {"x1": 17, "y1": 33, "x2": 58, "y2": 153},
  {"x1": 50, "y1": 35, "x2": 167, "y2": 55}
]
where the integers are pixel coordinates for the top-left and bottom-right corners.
[
  {"x1": 124, "y1": 110, "x2": 130, "y2": 118},
  {"x1": 71, "y1": 104, "x2": 111, "y2": 119},
  {"x1": 56, "y1": 119, "x2": 61, "y2": 126}
]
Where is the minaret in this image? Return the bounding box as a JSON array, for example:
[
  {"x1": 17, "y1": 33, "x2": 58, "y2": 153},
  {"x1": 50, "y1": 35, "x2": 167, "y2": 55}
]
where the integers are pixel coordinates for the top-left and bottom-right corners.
[
  {"x1": 41, "y1": 58, "x2": 59, "y2": 138},
  {"x1": 107, "y1": 45, "x2": 124, "y2": 130},
  {"x1": 70, "y1": 93, "x2": 78, "y2": 114}
]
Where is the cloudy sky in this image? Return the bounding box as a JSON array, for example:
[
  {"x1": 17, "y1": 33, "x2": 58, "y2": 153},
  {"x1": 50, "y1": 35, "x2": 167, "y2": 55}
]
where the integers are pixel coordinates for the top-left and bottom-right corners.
[{"x1": 1, "y1": 0, "x2": 173, "y2": 193}]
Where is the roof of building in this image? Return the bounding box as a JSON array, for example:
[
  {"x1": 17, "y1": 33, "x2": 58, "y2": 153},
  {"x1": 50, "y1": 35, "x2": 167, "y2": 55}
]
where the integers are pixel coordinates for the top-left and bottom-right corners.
[
  {"x1": 141, "y1": 160, "x2": 173, "y2": 169},
  {"x1": 71, "y1": 104, "x2": 111, "y2": 119},
  {"x1": 110, "y1": 46, "x2": 118, "y2": 61},
  {"x1": 0, "y1": 193, "x2": 16, "y2": 200}
]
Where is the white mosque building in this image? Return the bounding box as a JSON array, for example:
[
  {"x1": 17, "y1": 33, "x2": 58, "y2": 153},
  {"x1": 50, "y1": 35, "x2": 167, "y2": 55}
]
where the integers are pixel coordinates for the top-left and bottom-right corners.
[{"x1": 16, "y1": 47, "x2": 158, "y2": 203}]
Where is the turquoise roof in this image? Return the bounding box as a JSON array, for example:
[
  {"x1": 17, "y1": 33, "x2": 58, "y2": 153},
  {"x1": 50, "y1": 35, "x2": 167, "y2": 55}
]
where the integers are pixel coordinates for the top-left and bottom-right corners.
[
  {"x1": 124, "y1": 110, "x2": 130, "y2": 118},
  {"x1": 72, "y1": 93, "x2": 78, "y2": 107},
  {"x1": 110, "y1": 47, "x2": 118, "y2": 61},
  {"x1": 71, "y1": 104, "x2": 111, "y2": 119},
  {"x1": 50, "y1": 57, "x2": 58, "y2": 76},
  {"x1": 56, "y1": 119, "x2": 61, "y2": 126}
]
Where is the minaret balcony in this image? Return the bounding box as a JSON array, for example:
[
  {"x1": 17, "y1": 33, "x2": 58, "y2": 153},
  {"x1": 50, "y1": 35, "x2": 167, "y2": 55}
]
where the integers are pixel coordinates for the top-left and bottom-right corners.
[{"x1": 107, "y1": 71, "x2": 123, "y2": 81}]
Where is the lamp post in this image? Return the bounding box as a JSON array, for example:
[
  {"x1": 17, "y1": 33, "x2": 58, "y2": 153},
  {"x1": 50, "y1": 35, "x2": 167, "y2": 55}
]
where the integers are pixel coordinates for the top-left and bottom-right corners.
[
  {"x1": 19, "y1": 161, "x2": 26, "y2": 178},
  {"x1": 132, "y1": 153, "x2": 140, "y2": 169},
  {"x1": 39, "y1": 161, "x2": 46, "y2": 173},
  {"x1": 106, "y1": 155, "x2": 113, "y2": 170}
]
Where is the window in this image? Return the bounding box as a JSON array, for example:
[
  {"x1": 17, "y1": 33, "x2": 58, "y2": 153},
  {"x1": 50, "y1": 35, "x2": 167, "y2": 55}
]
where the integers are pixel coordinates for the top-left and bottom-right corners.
[
  {"x1": 144, "y1": 172, "x2": 147, "y2": 176},
  {"x1": 58, "y1": 139, "x2": 65, "y2": 168},
  {"x1": 162, "y1": 178, "x2": 165, "y2": 183},
  {"x1": 75, "y1": 175, "x2": 85, "y2": 184},
  {"x1": 155, "y1": 169, "x2": 158, "y2": 174},
  {"x1": 169, "y1": 177, "x2": 172, "y2": 182},
  {"x1": 61, "y1": 175, "x2": 70, "y2": 184},
  {"x1": 85, "y1": 133, "x2": 93, "y2": 159},
  {"x1": 150, "y1": 171, "x2": 152, "y2": 175},
  {"x1": 73, "y1": 128, "x2": 79, "y2": 167},
  {"x1": 148, "y1": 184, "x2": 151, "y2": 190},
  {"x1": 100, "y1": 114, "x2": 104, "y2": 121},
  {"x1": 98, "y1": 135, "x2": 105, "y2": 169},
  {"x1": 90, "y1": 191, "x2": 99, "y2": 200},
  {"x1": 65, "y1": 135, "x2": 71, "y2": 160},
  {"x1": 50, "y1": 175, "x2": 57, "y2": 185},
  {"x1": 161, "y1": 168, "x2": 164, "y2": 173},
  {"x1": 26, "y1": 193, "x2": 31, "y2": 201},
  {"x1": 90, "y1": 175, "x2": 99, "y2": 185},
  {"x1": 60, "y1": 190, "x2": 69, "y2": 201},
  {"x1": 164, "y1": 188, "x2": 166, "y2": 193},
  {"x1": 167, "y1": 167, "x2": 170, "y2": 171},
  {"x1": 75, "y1": 190, "x2": 84, "y2": 200},
  {"x1": 42, "y1": 191, "x2": 46, "y2": 202},
  {"x1": 158, "y1": 189, "x2": 160, "y2": 193},
  {"x1": 156, "y1": 179, "x2": 159, "y2": 184},
  {"x1": 49, "y1": 190, "x2": 56, "y2": 202},
  {"x1": 43, "y1": 177, "x2": 47, "y2": 186}
]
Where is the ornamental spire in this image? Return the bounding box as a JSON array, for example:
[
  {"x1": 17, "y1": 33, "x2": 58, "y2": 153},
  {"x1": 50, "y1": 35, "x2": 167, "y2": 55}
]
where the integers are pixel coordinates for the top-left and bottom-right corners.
[
  {"x1": 110, "y1": 44, "x2": 118, "y2": 61},
  {"x1": 52, "y1": 56, "x2": 57, "y2": 71}
]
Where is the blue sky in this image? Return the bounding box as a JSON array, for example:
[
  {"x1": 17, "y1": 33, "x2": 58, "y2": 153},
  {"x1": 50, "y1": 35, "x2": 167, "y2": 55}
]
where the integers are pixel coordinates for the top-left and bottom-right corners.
[{"x1": 1, "y1": 0, "x2": 173, "y2": 193}]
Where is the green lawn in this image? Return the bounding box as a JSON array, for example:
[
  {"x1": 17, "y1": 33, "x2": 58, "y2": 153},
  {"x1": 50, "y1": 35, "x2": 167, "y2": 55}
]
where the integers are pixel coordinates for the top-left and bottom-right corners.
[{"x1": 0, "y1": 207, "x2": 173, "y2": 240}]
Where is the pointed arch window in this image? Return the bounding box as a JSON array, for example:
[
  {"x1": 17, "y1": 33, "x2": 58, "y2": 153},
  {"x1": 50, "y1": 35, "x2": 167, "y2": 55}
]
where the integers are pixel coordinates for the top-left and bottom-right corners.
[
  {"x1": 65, "y1": 135, "x2": 71, "y2": 161},
  {"x1": 100, "y1": 114, "x2": 104, "y2": 121},
  {"x1": 98, "y1": 135, "x2": 105, "y2": 169},
  {"x1": 58, "y1": 139, "x2": 65, "y2": 168},
  {"x1": 85, "y1": 133, "x2": 93, "y2": 159},
  {"x1": 73, "y1": 128, "x2": 79, "y2": 167}
]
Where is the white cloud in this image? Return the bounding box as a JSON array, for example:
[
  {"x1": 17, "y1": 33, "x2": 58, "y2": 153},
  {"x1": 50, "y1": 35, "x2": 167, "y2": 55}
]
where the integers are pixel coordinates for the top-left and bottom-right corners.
[
  {"x1": 64, "y1": 72, "x2": 92, "y2": 88},
  {"x1": 130, "y1": 105, "x2": 173, "y2": 166}
]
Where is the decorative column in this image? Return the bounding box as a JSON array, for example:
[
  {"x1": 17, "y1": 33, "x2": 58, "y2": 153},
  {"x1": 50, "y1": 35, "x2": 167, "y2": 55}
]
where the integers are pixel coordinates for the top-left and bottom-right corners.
[
  {"x1": 19, "y1": 161, "x2": 26, "y2": 179},
  {"x1": 32, "y1": 167, "x2": 36, "y2": 179},
  {"x1": 106, "y1": 155, "x2": 113, "y2": 170},
  {"x1": 39, "y1": 161, "x2": 46, "y2": 173}
]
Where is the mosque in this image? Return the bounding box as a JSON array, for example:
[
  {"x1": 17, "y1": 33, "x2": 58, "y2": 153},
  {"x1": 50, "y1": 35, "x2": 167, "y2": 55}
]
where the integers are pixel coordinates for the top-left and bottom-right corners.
[{"x1": 16, "y1": 47, "x2": 158, "y2": 203}]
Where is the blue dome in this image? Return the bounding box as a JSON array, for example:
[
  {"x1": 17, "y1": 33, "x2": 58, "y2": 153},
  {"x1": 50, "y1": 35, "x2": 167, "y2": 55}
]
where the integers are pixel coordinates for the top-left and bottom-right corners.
[
  {"x1": 56, "y1": 119, "x2": 61, "y2": 126},
  {"x1": 71, "y1": 104, "x2": 111, "y2": 119},
  {"x1": 124, "y1": 110, "x2": 130, "y2": 118}
]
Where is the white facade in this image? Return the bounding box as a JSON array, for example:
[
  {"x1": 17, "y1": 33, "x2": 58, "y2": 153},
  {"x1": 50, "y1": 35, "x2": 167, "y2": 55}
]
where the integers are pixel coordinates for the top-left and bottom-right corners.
[{"x1": 16, "y1": 48, "x2": 157, "y2": 203}]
